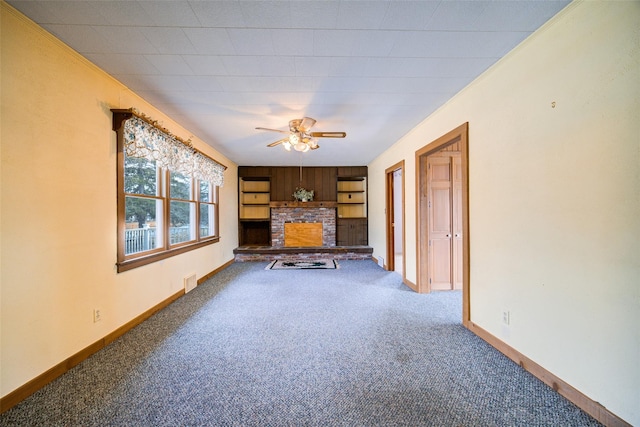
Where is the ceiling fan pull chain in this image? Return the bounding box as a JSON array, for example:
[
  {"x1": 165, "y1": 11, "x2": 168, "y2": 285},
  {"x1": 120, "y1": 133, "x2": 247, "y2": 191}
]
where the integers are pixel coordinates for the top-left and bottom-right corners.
[{"x1": 299, "y1": 155, "x2": 303, "y2": 184}]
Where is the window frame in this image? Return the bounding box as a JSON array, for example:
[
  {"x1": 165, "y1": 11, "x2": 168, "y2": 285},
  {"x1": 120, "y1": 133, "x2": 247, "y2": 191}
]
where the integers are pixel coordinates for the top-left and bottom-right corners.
[{"x1": 114, "y1": 111, "x2": 221, "y2": 273}]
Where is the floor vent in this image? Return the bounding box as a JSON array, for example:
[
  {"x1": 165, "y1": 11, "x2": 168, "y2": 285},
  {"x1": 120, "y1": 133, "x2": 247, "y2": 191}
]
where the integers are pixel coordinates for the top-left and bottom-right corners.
[{"x1": 184, "y1": 273, "x2": 197, "y2": 293}]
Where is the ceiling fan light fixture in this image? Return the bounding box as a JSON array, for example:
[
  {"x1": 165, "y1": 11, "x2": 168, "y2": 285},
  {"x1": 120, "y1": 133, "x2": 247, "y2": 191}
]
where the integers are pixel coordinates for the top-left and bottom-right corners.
[
  {"x1": 294, "y1": 141, "x2": 308, "y2": 152},
  {"x1": 299, "y1": 117, "x2": 317, "y2": 132},
  {"x1": 260, "y1": 117, "x2": 346, "y2": 152}
]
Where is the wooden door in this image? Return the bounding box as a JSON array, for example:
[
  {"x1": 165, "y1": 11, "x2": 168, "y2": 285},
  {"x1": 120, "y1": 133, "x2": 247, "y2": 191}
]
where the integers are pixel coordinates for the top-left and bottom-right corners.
[
  {"x1": 385, "y1": 163, "x2": 404, "y2": 276},
  {"x1": 427, "y1": 154, "x2": 462, "y2": 290}
]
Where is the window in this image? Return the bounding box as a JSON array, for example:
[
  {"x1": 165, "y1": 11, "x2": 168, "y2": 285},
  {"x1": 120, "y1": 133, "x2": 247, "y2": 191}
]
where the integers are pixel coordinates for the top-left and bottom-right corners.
[{"x1": 113, "y1": 109, "x2": 224, "y2": 272}]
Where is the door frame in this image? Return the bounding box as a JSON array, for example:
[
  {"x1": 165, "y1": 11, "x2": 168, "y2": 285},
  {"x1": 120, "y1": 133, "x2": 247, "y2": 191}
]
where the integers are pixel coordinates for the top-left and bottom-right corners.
[
  {"x1": 385, "y1": 161, "x2": 407, "y2": 283},
  {"x1": 415, "y1": 123, "x2": 470, "y2": 326}
]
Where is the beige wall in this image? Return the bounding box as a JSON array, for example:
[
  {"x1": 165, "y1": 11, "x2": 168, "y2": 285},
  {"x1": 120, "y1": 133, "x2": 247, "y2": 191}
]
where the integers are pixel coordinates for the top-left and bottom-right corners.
[
  {"x1": 1, "y1": 3, "x2": 238, "y2": 397},
  {"x1": 369, "y1": 1, "x2": 639, "y2": 425}
]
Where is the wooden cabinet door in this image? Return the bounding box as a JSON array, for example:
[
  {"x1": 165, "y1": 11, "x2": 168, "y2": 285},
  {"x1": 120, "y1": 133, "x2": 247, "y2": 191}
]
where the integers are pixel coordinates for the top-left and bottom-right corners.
[
  {"x1": 354, "y1": 219, "x2": 368, "y2": 245},
  {"x1": 336, "y1": 221, "x2": 349, "y2": 246},
  {"x1": 337, "y1": 218, "x2": 368, "y2": 246}
]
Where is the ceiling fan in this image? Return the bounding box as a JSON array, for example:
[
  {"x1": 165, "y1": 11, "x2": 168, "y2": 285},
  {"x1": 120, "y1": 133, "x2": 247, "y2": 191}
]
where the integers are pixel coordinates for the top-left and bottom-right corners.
[{"x1": 256, "y1": 117, "x2": 346, "y2": 152}]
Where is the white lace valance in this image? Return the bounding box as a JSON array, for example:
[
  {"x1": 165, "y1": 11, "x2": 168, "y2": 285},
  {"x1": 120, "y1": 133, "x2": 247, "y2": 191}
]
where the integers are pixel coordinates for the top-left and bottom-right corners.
[{"x1": 123, "y1": 115, "x2": 225, "y2": 187}]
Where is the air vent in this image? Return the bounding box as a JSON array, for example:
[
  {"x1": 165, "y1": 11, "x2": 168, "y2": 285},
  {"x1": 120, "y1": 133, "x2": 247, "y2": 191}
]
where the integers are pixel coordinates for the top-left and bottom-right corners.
[{"x1": 184, "y1": 274, "x2": 197, "y2": 293}]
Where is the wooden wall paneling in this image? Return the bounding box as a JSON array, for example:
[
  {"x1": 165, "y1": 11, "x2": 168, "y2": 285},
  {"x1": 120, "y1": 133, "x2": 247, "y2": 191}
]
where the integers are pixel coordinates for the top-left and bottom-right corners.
[
  {"x1": 286, "y1": 167, "x2": 298, "y2": 199},
  {"x1": 242, "y1": 166, "x2": 354, "y2": 201},
  {"x1": 270, "y1": 168, "x2": 278, "y2": 200},
  {"x1": 276, "y1": 167, "x2": 284, "y2": 197},
  {"x1": 253, "y1": 166, "x2": 271, "y2": 177},
  {"x1": 301, "y1": 167, "x2": 314, "y2": 196},
  {"x1": 273, "y1": 167, "x2": 285, "y2": 200},
  {"x1": 313, "y1": 168, "x2": 323, "y2": 200},
  {"x1": 337, "y1": 166, "x2": 351, "y2": 177},
  {"x1": 337, "y1": 166, "x2": 367, "y2": 178},
  {"x1": 284, "y1": 167, "x2": 292, "y2": 199},
  {"x1": 238, "y1": 166, "x2": 271, "y2": 177},
  {"x1": 324, "y1": 167, "x2": 337, "y2": 201},
  {"x1": 355, "y1": 166, "x2": 368, "y2": 177},
  {"x1": 271, "y1": 167, "x2": 303, "y2": 201}
]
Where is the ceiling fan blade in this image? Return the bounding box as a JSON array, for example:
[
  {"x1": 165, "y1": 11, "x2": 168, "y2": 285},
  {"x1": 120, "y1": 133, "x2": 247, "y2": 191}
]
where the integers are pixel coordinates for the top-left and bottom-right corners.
[
  {"x1": 298, "y1": 117, "x2": 317, "y2": 132},
  {"x1": 310, "y1": 132, "x2": 346, "y2": 138},
  {"x1": 267, "y1": 138, "x2": 289, "y2": 147},
  {"x1": 256, "y1": 127, "x2": 290, "y2": 135}
]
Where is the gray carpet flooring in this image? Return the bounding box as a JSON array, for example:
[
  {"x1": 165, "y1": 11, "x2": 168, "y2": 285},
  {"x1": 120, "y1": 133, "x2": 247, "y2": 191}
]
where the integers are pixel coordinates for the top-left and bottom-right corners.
[{"x1": 0, "y1": 260, "x2": 602, "y2": 426}]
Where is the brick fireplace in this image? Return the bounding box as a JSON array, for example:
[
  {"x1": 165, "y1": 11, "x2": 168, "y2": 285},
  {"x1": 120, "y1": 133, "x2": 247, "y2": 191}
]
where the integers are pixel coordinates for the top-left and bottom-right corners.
[
  {"x1": 270, "y1": 202, "x2": 337, "y2": 247},
  {"x1": 234, "y1": 200, "x2": 372, "y2": 262}
]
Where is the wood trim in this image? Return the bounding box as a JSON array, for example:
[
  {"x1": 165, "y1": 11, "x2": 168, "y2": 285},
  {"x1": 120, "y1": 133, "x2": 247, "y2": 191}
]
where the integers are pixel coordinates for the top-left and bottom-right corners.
[
  {"x1": 0, "y1": 261, "x2": 234, "y2": 414},
  {"x1": 467, "y1": 322, "x2": 632, "y2": 427},
  {"x1": 117, "y1": 237, "x2": 220, "y2": 273},
  {"x1": 198, "y1": 258, "x2": 234, "y2": 284},
  {"x1": 0, "y1": 290, "x2": 181, "y2": 413},
  {"x1": 372, "y1": 254, "x2": 417, "y2": 292},
  {"x1": 115, "y1": 123, "x2": 127, "y2": 263},
  {"x1": 414, "y1": 123, "x2": 470, "y2": 327},
  {"x1": 385, "y1": 161, "x2": 405, "y2": 275},
  {"x1": 459, "y1": 128, "x2": 470, "y2": 327},
  {"x1": 384, "y1": 160, "x2": 408, "y2": 284},
  {"x1": 385, "y1": 171, "x2": 393, "y2": 271},
  {"x1": 403, "y1": 277, "x2": 418, "y2": 292}
]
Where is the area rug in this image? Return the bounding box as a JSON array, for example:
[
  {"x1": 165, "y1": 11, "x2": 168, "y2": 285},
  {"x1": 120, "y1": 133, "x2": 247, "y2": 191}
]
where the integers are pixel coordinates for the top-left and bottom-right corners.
[{"x1": 265, "y1": 259, "x2": 339, "y2": 270}]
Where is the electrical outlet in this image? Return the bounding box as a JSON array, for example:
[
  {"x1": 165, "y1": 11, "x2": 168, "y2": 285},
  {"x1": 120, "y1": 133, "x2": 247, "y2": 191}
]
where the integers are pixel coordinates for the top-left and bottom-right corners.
[
  {"x1": 502, "y1": 309, "x2": 510, "y2": 326},
  {"x1": 93, "y1": 309, "x2": 102, "y2": 323}
]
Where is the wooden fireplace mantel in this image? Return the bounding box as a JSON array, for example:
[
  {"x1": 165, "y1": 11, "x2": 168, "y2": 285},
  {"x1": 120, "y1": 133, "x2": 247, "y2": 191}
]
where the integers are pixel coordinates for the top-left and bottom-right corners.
[{"x1": 269, "y1": 201, "x2": 338, "y2": 208}]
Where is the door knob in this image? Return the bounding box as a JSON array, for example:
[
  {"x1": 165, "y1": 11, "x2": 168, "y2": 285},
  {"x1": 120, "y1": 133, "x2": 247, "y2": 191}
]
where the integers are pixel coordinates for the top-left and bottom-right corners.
[
  {"x1": 446, "y1": 234, "x2": 451, "y2": 238},
  {"x1": 455, "y1": 233, "x2": 461, "y2": 237}
]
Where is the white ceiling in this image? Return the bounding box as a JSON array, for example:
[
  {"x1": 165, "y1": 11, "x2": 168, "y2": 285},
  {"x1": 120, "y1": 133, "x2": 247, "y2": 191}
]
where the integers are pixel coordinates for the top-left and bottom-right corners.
[{"x1": 8, "y1": 0, "x2": 570, "y2": 166}]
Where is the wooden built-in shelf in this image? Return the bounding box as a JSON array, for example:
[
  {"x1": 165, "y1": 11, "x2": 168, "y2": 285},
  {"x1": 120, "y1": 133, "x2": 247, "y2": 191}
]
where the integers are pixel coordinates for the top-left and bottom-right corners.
[
  {"x1": 239, "y1": 177, "x2": 271, "y2": 245},
  {"x1": 337, "y1": 177, "x2": 367, "y2": 220},
  {"x1": 237, "y1": 166, "x2": 369, "y2": 247},
  {"x1": 239, "y1": 178, "x2": 270, "y2": 221}
]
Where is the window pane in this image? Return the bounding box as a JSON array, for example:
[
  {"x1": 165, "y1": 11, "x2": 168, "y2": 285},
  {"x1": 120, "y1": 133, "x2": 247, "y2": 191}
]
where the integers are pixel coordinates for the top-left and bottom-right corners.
[
  {"x1": 125, "y1": 196, "x2": 161, "y2": 254},
  {"x1": 124, "y1": 154, "x2": 157, "y2": 196},
  {"x1": 200, "y1": 203, "x2": 214, "y2": 238},
  {"x1": 200, "y1": 181, "x2": 211, "y2": 202},
  {"x1": 170, "y1": 201, "x2": 195, "y2": 244},
  {"x1": 170, "y1": 172, "x2": 191, "y2": 200}
]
